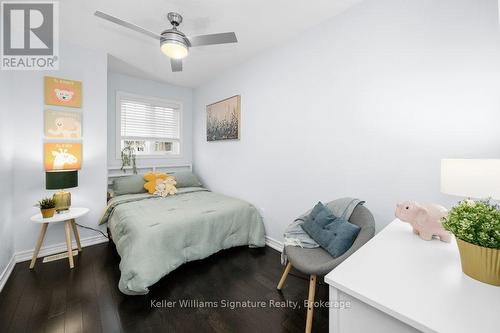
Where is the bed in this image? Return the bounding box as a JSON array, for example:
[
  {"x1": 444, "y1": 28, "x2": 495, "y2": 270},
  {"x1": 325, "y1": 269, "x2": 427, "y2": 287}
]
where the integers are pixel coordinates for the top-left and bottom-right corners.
[{"x1": 100, "y1": 177, "x2": 265, "y2": 295}]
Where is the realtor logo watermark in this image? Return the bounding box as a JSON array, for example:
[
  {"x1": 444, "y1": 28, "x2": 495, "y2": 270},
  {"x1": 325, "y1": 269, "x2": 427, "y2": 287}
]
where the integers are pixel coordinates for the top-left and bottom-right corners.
[{"x1": 1, "y1": 1, "x2": 59, "y2": 70}]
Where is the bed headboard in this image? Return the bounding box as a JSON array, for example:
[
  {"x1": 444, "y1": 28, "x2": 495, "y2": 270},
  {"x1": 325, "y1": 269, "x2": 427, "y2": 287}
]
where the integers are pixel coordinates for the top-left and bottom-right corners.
[{"x1": 107, "y1": 163, "x2": 193, "y2": 188}]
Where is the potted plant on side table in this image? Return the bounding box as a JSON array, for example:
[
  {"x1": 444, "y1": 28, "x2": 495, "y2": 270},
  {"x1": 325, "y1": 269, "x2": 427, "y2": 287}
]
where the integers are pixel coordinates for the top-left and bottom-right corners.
[
  {"x1": 442, "y1": 199, "x2": 500, "y2": 286},
  {"x1": 36, "y1": 197, "x2": 56, "y2": 218}
]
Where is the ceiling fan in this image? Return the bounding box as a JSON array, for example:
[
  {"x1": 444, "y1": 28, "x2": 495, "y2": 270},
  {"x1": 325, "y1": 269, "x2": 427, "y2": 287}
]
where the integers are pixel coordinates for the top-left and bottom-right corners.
[{"x1": 94, "y1": 11, "x2": 238, "y2": 72}]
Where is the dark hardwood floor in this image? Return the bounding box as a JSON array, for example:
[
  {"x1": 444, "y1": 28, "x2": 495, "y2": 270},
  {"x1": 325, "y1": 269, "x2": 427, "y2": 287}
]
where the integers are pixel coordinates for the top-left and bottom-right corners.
[{"x1": 0, "y1": 242, "x2": 329, "y2": 333}]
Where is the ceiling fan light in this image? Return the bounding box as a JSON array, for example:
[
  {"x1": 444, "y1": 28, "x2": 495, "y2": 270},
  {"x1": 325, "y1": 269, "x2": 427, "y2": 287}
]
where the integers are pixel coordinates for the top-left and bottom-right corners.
[{"x1": 161, "y1": 40, "x2": 188, "y2": 59}]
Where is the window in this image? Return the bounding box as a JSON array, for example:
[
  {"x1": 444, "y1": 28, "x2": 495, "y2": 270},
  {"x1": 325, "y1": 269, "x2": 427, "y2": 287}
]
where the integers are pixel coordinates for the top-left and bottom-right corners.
[{"x1": 116, "y1": 92, "x2": 182, "y2": 158}]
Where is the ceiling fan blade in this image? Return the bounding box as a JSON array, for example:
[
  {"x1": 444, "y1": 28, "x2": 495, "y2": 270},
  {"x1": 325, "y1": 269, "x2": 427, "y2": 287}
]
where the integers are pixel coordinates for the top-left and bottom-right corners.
[
  {"x1": 94, "y1": 11, "x2": 161, "y2": 40},
  {"x1": 188, "y1": 32, "x2": 237, "y2": 47},
  {"x1": 170, "y1": 58, "x2": 183, "y2": 72}
]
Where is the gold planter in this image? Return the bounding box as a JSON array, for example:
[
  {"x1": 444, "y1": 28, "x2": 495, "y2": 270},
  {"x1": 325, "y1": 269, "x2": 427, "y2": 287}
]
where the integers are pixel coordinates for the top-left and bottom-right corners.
[
  {"x1": 41, "y1": 208, "x2": 55, "y2": 219},
  {"x1": 456, "y1": 238, "x2": 500, "y2": 286}
]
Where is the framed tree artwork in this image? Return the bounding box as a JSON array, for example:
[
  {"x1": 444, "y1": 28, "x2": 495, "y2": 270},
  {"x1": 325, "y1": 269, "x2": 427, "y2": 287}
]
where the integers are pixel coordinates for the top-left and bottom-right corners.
[{"x1": 206, "y1": 95, "x2": 240, "y2": 141}]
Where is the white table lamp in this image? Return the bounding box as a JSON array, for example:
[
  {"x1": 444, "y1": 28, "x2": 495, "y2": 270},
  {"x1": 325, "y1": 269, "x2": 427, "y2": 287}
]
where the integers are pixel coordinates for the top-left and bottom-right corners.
[{"x1": 440, "y1": 159, "x2": 500, "y2": 200}]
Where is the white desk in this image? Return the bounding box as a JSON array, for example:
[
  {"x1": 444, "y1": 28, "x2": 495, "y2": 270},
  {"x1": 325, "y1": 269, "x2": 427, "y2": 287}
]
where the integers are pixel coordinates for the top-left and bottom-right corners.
[{"x1": 325, "y1": 220, "x2": 500, "y2": 333}]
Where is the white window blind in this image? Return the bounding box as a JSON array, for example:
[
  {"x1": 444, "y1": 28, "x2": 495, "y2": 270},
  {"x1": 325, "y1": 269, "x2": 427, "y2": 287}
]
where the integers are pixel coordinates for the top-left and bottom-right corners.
[
  {"x1": 117, "y1": 92, "x2": 182, "y2": 157},
  {"x1": 120, "y1": 98, "x2": 180, "y2": 140}
]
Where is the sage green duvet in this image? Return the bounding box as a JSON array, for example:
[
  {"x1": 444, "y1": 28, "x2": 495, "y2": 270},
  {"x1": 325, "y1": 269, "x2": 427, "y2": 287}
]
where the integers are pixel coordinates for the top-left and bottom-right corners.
[{"x1": 100, "y1": 187, "x2": 266, "y2": 295}]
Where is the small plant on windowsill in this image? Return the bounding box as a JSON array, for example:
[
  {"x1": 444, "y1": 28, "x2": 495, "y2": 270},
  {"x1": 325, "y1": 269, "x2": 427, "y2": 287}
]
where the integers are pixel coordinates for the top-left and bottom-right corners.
[
  {"x1": 35, "y1": 197, "x2": 56, "y2": 218},
  {"x1": 442, "y1": 199, "x2": 500, "y2": 286},
  {"x1": 120, "y1": 144, "x2": 137, "y2": 174}
]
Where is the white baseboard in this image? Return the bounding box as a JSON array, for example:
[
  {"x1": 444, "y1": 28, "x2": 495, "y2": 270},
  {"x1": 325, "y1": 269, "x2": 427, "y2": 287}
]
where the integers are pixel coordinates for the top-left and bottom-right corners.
[
  {"x1": 0, "y1": 255, "x2": 16, "y2": 292},
  {"x1": 0, "y1": 234, "x2": 108, "y2": 292},
  {"x1": 265, "y1": 236, "x2": 283, "y2": 253},
  {"x1": 15, "y1": 234, "x2": 108, "y2": 263}
]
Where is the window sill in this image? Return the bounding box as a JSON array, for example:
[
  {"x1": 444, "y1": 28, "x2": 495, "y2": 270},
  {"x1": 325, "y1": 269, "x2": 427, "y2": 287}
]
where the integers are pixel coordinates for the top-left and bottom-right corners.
[{"x1": 114, "y1": 154, "x2": 183, "y2": 160}]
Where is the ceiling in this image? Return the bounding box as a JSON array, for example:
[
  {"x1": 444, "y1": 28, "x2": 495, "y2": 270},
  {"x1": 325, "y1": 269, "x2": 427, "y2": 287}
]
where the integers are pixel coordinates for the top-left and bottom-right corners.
[{"x1": 61, "y1": 0, "x2": 361, "y2": 87}]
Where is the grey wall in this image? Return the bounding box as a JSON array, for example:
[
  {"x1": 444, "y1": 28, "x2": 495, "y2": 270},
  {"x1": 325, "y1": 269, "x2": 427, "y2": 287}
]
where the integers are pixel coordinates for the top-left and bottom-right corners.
[
  {"x1": 107, "y1": 72, "x2": 194, "y2": 168},
  {"x1": 193, "y1": 0, "x2": 500, "y2": 242},
  {"x1": 0, "y1": 72, "x2": 14, "y2": 278},
  {"x1": 11, "y1": 41, "x2": 108, "y2": 253}
]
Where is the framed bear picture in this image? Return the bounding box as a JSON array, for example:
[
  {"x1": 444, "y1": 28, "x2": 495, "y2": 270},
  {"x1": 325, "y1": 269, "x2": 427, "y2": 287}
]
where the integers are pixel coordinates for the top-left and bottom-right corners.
[
  {"x1": 44, "y1": 110, "x2": 82, "y2": 139},
  {"x1": 44, "y1": 76, "x2": 82, "y2": 108}
]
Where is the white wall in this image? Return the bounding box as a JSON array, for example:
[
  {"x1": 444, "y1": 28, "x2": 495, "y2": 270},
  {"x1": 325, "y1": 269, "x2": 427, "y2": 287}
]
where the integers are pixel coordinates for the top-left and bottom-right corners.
[
  {"x1": 0, "y1": 72, "x2": 15, "y2": 275},
  {"x1": 11, "y1": 41, "x2": 108, "y2": 253},
  {"x1": 107, "y1": 72, "x2": 193, "y2": 168},
  {"x1": 193, "y1": 0, "x2": 500, "y2": 242}
]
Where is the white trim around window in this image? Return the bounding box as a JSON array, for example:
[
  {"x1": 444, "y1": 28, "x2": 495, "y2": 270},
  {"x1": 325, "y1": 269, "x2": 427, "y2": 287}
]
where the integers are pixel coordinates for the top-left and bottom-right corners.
[{"x1": 115, "y1": 91, "x2": 184, "y2": 159}]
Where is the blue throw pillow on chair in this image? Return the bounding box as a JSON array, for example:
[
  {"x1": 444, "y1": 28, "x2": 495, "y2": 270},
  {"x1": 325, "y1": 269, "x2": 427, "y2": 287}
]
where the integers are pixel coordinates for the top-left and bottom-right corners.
[{"x1": 301, "y1": 202, "x2": 361, "y2": 258}]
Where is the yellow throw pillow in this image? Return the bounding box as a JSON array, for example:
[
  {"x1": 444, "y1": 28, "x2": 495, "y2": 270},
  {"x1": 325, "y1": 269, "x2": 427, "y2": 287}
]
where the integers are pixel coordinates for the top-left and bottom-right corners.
[{"x1": 144, "y1": 172, "x2": 168, "y2": 194}]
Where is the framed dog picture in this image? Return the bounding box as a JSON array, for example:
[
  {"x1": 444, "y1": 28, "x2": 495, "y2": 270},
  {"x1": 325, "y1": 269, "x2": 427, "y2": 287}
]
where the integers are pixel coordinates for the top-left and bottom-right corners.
[
  {"x1": 44, "y1": 76, "x2": 82, "y2": 108},
  {"x1": 44, "y1": 110, "x2": 82, "y2": 139}
]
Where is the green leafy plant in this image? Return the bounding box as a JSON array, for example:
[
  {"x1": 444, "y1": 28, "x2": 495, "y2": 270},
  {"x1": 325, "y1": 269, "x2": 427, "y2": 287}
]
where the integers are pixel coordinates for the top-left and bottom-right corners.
[
  {"x1": 120, "y1": 143, "x2": 137, "y2": 174},
  {"x1": 36, "y1": 197, "x2": 56, "y2": 209},
  {"x1": 442, "y1": 200, "x2": 500, "y2": 249}
]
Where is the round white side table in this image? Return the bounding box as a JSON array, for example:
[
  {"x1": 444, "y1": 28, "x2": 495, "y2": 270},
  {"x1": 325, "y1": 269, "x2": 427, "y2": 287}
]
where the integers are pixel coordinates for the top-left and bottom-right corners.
[{"x1": 30, "y1": 207, "x2": 90, "y2": 269}]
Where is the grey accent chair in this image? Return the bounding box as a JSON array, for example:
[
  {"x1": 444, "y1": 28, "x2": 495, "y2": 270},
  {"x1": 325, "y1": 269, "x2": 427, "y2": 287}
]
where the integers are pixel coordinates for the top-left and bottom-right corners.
[{"x1": 277, "y1": 204, "x2": 376, "y2": 333}]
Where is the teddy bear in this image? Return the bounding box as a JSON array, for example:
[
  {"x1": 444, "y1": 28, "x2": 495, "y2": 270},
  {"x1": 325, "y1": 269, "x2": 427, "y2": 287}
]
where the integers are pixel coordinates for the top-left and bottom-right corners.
[
  {"x1": 395, "y1": 201, "x2": 451, "y2": 242},
  {"x1": 153, "y1": 177, "x2": 177, "y2": 197}
]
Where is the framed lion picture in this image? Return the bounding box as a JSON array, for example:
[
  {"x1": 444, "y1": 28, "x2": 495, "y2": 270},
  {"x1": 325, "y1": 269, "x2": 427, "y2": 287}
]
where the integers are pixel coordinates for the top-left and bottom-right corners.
[
  {"x1": 44, "y1": 76, "x2": 82, "y2": 108},
  {"x1": 206, "y1": 95, "x2": 241, "y2": 141}
]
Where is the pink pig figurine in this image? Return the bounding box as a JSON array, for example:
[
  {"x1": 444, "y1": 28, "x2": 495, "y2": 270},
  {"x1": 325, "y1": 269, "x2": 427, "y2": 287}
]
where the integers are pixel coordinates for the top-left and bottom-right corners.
[{"x1": 395, "y1": 201, "x2": 451, "y2": 242}]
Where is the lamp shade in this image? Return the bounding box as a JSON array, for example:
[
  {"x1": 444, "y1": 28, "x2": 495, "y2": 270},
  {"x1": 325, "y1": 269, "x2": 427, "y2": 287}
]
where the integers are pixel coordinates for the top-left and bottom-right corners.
[
  {"x1": 160, "y1": 40, "x2": 188, "y2": 59},
  {"x1": 441, "y1": 159, "x2": 500, "y2": 200},
  {"x1": 46, "y1": 170, "x2": 78, "y2": 190}
]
